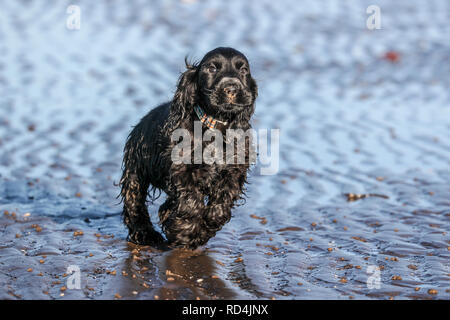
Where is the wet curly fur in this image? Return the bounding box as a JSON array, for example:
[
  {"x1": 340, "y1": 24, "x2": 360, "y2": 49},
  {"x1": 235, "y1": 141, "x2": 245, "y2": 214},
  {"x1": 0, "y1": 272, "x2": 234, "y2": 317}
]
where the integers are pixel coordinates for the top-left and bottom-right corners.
[{"x1": 119, "y1": 47, "x2": 258, "y2": 249}]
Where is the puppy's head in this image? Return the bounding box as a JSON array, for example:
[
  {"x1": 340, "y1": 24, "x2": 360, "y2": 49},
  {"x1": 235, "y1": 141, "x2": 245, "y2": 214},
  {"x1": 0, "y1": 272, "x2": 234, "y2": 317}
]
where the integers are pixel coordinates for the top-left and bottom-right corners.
[
  {"x1": 172, "y1": 47, "x2": 257, "y2": 121},
  {"x1": 197, "y1": 47, "x2": 258, "y2": 114}
]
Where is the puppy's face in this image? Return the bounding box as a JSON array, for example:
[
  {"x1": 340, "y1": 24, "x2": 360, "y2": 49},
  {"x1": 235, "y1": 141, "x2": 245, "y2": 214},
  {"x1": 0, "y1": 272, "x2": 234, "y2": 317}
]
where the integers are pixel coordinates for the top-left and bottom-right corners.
[{"x1": 197, "y1": 47, "x2": 257, "y2": 113}]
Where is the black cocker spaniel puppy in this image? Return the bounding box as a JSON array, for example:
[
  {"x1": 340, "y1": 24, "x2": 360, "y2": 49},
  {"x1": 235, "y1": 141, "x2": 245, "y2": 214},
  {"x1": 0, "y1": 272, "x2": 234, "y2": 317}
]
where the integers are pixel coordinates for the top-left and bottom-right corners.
[{"x1": 119, "y1": 47, "x2": 258, "y2": 249}]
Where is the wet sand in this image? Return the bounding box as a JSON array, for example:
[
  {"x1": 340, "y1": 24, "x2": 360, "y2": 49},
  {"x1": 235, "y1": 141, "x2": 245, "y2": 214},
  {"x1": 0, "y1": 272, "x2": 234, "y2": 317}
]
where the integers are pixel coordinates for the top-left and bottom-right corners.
[{"x1": 0, "y1": 0, "x2": 449, "y2": 299}]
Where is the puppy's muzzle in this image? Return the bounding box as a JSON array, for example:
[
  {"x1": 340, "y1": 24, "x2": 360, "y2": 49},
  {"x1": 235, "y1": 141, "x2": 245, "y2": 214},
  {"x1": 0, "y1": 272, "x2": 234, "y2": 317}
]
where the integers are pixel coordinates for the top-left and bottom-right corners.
[
  {"x1": 224, "y1": 84, "x2": 237, "y2": 101},
  {"x1": 221, "y1": 78, "x2": 242, "y2": 103}
]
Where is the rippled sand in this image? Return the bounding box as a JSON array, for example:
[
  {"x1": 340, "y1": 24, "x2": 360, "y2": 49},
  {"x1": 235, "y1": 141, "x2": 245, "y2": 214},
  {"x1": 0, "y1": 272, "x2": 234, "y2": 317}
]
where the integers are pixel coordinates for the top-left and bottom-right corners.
[{"x1": 0, "y1": 0, "x2": 449, "y2": 299}]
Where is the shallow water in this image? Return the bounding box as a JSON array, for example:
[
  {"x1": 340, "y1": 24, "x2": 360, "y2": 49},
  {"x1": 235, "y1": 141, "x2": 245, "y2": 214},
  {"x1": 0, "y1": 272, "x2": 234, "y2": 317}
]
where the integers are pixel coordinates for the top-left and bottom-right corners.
[{"x1": 0, "y1": 0, "x2": 449, "y2": 300}]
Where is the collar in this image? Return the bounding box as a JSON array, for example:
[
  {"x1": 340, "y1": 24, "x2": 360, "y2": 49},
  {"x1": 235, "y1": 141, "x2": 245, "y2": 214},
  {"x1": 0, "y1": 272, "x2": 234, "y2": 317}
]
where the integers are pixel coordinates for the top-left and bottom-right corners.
[{"x1": 194, "y1": 105, "x2": 228, "y2": 130}]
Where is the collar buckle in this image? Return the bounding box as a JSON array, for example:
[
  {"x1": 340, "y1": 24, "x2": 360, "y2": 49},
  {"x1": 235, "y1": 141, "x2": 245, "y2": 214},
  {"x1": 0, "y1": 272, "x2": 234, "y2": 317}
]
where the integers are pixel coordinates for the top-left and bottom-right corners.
[{"x1": 194, "y1": 105, "x2": 228, "y2": 130}]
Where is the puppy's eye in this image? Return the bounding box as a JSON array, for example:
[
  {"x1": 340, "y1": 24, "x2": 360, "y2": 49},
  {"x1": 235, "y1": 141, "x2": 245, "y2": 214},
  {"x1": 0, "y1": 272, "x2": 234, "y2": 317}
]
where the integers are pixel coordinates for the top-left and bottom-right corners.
[
  {"x1": 208, "y1": 66, "x2": 217, "y2": 73},
  {"x1": 240, "y1": 67, "x2": 249, "y2": 74}
]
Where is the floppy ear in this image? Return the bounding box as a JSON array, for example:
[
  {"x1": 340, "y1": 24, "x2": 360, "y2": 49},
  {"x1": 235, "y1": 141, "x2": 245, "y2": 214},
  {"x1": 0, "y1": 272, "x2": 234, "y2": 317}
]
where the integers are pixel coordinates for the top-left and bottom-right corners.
[
  {"x1": 240, "y1": 77, "x2": 258, "y2": 122},
  {"x1": 168, "y1": 59, "x2": 198, "y2": 129},
  {"x1": 250, "y1": 77, "x2": 258, "y2": 99}
]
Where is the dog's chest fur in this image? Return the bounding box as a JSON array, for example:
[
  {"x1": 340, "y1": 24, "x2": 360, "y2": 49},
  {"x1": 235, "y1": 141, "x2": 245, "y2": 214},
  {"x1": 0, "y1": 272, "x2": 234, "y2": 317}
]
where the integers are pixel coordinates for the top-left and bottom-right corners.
[{"x1": 168, "y1": 123, "x2": 252, "y2": 195}]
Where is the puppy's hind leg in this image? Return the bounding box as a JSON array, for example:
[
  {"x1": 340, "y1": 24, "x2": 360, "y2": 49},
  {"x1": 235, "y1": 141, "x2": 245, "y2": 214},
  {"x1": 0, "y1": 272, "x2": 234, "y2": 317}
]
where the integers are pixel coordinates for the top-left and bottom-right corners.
[
  {"x1": 120, "y1": 171, "x2": 164, "y2": 245},
  {"x1": 158, "y1": 197, "x2": 175, "y2": 226}
]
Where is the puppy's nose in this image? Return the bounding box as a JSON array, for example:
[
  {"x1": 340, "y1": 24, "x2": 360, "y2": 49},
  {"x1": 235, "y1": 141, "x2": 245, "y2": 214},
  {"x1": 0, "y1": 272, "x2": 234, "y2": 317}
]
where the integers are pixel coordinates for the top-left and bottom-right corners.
[{"x1": 224, "y1": 85, "x2": 237, "y2": 98}]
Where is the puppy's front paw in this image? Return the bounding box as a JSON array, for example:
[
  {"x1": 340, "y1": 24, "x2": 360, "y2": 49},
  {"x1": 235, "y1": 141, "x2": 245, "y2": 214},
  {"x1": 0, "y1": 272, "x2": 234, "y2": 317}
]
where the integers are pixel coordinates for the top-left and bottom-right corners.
[{"x1": 127, "y1": 225, "x2": 165, "y2": 246}]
